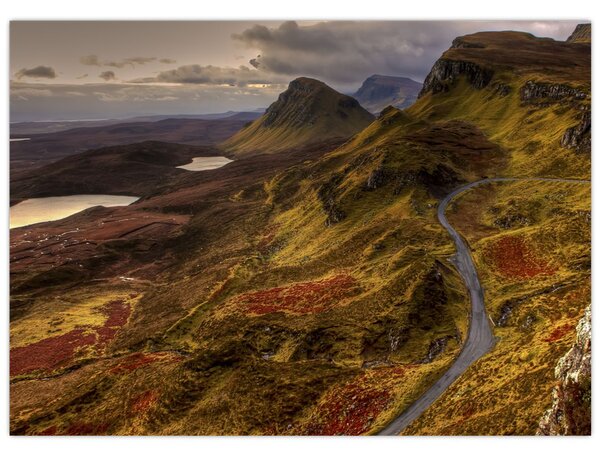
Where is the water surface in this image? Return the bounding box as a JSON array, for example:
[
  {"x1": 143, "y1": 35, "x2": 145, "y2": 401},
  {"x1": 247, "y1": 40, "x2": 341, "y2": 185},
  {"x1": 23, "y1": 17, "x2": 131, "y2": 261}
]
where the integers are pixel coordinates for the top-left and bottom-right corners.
[
  {"x1": 177, "y1": 156, "x2": 233, "y2": 171},
  {"x1": 10, "y1": 195, "x2": 139, "y2": 229}
]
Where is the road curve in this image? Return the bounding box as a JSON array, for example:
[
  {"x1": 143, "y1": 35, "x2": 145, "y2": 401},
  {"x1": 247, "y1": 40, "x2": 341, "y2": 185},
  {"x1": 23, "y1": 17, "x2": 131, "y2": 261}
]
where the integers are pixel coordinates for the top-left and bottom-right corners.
[{"x1": 377, "y1": 177, "x2": 590, "y2": 436}]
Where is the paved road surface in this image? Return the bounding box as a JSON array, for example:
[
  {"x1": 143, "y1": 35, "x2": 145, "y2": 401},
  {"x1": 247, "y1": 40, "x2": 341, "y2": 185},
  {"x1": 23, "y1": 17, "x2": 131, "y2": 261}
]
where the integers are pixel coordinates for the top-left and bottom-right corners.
[{"x1": 377, "y1": 177, "x2": 590, "y2": 436}]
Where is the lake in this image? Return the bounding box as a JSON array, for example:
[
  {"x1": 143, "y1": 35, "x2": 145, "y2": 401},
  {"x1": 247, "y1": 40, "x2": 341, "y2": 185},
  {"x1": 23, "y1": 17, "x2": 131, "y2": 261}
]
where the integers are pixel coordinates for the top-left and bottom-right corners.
[
  {"x1": 10, "y1": 195, "x2": 139, "y2": 229},
  {"x1": 177, "y1": 156, "x2": 233, "y2": 171}
]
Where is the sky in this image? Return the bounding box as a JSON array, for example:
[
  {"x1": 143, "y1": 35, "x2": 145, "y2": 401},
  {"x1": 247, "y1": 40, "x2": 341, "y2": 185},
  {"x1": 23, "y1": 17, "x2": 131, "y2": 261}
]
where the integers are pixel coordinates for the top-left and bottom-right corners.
[{"x1": 10, "y1": 20, "x2": 581, "y2": 122}]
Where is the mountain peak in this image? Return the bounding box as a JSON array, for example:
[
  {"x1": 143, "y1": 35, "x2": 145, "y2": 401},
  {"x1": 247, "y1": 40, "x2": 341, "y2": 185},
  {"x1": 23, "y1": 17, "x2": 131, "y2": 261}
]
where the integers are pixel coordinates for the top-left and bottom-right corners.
[
  {"x1": 354, "y1": 74, "x2": 422, "y2": 114},
  {"x1": 222, "y1": 77, "x2": 374, "y2": 156}
]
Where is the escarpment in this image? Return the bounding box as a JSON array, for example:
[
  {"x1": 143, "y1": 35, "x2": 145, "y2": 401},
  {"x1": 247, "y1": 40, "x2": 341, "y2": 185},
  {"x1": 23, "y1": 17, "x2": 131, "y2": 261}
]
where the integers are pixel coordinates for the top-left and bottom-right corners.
[{"x1": 419, "y1": 59, "x2": 493, "y2": 97}]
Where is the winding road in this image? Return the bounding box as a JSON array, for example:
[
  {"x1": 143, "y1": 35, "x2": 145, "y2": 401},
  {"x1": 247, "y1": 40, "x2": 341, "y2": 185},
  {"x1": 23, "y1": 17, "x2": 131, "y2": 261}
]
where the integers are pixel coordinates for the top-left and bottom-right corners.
[{"x1": 377, "y1": 177, "x2": 590, "y2": 436}]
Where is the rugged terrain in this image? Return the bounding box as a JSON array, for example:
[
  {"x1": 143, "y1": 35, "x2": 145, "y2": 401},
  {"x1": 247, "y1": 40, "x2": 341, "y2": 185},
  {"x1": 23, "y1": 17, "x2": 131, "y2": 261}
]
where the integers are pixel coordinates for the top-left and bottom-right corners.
[
  {"x1": 353, "y1": 74, "x2": 422, "y2": 114},
  {"x1": 9, "y1": 26, "x2": 591, "y2": 435}
]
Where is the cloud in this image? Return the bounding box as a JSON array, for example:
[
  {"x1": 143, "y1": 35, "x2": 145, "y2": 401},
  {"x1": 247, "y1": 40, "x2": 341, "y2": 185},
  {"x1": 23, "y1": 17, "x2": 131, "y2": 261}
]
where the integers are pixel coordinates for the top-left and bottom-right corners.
[
  {"x1": 232, "y1": 20, "x2": 581, "y2": 87},
  {"x1": 133, "y1": 64, "x2": 281, "y2": 86},
  {"x1": 81, "y1": 55, "x2": 176, "y2": 68},
  {"x1": 14, "y1": 65, "x2": 57, "y2": 80},
  {"x1": 99, "y1": 70, "x2": 117, "y2": 81},
  {"x1": 80, "y1": 55, "x2": 101, "y2": 66},
  {"x1": 10, "y1": 81, "x2": 281, "y2": 121},
  {"x1": 11, "y1": 87, "x2": 54, "y2": 100}
]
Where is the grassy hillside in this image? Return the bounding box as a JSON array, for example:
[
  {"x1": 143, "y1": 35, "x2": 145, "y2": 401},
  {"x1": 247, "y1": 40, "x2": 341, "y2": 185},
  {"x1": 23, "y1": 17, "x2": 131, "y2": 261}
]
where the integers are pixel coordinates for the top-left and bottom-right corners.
[
  {"x1": 404, "y1": 180, "x2": 590, "y2": 434},
  {"x1": 10, "y1": 28, "x2": 591, "y2": 435},
  {"x1": 222, "y1": 77, "x2": 374, "y2": 156}
]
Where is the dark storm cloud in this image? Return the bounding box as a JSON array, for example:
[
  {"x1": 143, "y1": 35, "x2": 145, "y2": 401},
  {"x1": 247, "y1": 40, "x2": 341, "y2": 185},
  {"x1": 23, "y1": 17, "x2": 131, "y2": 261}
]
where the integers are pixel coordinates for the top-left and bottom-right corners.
[
  {"x1": 81, "y1": 55, "x2": 173, "y2": 68},
  {"x1": 99, "y1": 70, "x2": 116, "y2": 81},
  {"x1": 14, "y1": 65, "x2": 57, "y2": 80},
  {"x1": 134, "y1": 64, "x2": 281, "y2": 86},
  {"x1": 232, "y1": 20, "x2": 580, "y2": 85}
]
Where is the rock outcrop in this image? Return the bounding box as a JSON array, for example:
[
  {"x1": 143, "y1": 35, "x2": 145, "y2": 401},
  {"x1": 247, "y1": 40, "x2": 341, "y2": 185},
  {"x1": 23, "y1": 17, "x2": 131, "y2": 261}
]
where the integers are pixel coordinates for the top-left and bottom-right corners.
[
  {"x1": 519, "y1": 81, "x2": 588, "y2": 103},
  {"x1": 561, "y1": 110, "x2": 591, "y2": 153},
  {"x1": 419, "y1": 59, "x2": 493, "y2": 97},
  {"x1": 537, "y1": 304, "x2": 591, "y2": 435}
]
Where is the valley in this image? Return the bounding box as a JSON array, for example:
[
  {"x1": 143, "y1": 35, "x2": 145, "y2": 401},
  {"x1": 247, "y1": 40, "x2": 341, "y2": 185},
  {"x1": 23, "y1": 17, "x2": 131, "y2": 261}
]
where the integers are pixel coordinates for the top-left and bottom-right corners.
[{"x1": 9, "y1": 23, "x2": 591, "y2": 436}]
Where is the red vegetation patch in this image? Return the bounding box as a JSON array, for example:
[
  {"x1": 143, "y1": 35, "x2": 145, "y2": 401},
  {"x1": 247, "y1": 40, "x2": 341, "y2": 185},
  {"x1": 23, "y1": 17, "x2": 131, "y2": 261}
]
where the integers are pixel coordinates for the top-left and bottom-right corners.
[
  {"x1": 10, "y1": 328, "x2": 96, "y2": 377},
  {"x1": 485, "y1": 235, "x2": 556, "y2": 279},
  {"x1": 232, "y1": 274, "x2": 357, "y2": 315},
  {"x1": 65, "y1": 422, "x2": 109, "y2": 435},
  {"x1": 96, "y1": 300, "x2": 131, "y2": 347},
  {"x1": 544, "y1": 323, "x2": 576, "y2": 343},
  {"x1": 461, "y1": 401, "x2": 476, "y2": 420},
  {"x1": 37, "y1": 426, "x2": 58, "y2": 436},
  {"x1": 130, "y1": 390, "x2": 159, "y2": 414},
  {"x1": 300, "y1": 366, "x2": 411, "y2": 435},
  {"x1": 10, "y1": 298, "x2": 133, "y2": 377},
  {"x1": 109, "y1": 351, "x2": 181, "y2": 375}
]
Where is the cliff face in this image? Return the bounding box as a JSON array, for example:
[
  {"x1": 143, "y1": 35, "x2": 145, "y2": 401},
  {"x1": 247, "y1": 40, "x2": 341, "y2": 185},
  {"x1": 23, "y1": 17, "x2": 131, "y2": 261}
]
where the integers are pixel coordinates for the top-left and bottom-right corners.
[
  {"x1": 519, "y1": 80, "x2": 591, "y2": 153},
  {"x1": 418, "y1": 29, "x2": 591, "y2": 156},
  {"x1": 419, "y1": 59, "x2": 493, "y2": 97},
  {"x1": 537, "y1": 305, "x2": 591, "y2": 435}
]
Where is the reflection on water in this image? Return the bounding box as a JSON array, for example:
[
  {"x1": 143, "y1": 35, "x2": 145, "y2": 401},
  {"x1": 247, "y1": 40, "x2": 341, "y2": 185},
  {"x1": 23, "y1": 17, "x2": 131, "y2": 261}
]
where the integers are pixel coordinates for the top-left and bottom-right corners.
[
  {"x1": 10, "y1": 195, "x2": 139, "y2": 229},
  {"x1": 177, "y1": 156, "x2": 233, "y2": 171}
]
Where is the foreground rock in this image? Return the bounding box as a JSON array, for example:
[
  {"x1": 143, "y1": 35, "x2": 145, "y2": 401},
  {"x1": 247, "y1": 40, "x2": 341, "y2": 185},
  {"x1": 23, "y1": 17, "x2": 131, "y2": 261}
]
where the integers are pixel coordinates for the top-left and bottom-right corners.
[{"x1": 537, "y1": 304, "x2": 591, "y2": 435}]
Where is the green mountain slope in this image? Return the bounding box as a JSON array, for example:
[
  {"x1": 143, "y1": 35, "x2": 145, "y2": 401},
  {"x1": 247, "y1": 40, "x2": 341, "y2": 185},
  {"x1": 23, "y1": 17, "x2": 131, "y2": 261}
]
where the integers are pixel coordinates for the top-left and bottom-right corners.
[{"x1": 222, "y1": 77, "x2": 374, "y2": 156}]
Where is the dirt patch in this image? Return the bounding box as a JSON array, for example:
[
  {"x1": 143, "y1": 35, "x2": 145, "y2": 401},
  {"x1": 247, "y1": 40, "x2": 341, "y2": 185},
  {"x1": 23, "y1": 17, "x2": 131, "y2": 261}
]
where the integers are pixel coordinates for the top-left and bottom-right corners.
[
  {"x1": 230, "y1": 274, "x2": 357, "y2": 315},
  {"x1": 485, "y1": 235, "x2": 556, "y2": 279}
]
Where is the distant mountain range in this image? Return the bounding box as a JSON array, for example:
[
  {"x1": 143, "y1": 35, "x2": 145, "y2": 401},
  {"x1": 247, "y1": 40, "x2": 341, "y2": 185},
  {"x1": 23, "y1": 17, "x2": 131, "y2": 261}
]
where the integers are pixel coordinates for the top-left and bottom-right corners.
[
  {"x1": 353, "y1": 74, "x2": 422, "y2": 114},
  {"x1": 10, "y1": 110, "x2": 264, "y2": 136}
]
